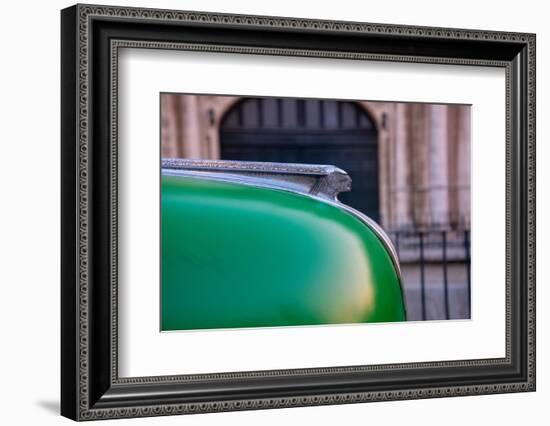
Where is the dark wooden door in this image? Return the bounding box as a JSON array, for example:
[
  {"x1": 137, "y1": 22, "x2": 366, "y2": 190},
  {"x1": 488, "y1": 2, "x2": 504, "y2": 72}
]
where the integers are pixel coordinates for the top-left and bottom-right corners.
[{"x1": 220, "y1": 97, "x2": 380, "y2": 222}]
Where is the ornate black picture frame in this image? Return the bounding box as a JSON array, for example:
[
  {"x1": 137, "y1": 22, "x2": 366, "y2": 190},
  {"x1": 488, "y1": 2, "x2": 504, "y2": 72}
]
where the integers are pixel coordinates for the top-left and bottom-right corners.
[{"x1": 61, "y1": 3, "x2": 536, "y2": 421}]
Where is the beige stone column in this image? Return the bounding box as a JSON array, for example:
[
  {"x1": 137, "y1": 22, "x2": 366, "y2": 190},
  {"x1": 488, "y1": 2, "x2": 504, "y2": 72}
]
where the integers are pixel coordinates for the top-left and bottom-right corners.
[
  {"x1": 428, "y1": 104, "x2": 450, "y2": 227},
  {"x1": 377, "y1": 107, "x2": 390, "y2": 229},
  {"x1": 447, "y1": 107, "x2": 459, "y2": 227},
  {"x1": 160, "y1": 94, "x2": 182, "y2": 158},
  {"x1": 456, "y1": 106, "x2": 471, "y2": 228},
  {"x1": 392, "y1": 102, "x2": 412, "y2": 230},
  {"x1": 409, "y1": 104, "x2": 430, "y2": 228},
  {"x1": 180, "y1": 95, "x2": 203, "y2": 159}
]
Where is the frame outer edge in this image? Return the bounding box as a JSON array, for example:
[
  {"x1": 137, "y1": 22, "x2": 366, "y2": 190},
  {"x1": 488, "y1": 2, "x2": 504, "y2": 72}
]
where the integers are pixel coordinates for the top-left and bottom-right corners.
[
  {"x1": 526, "y1": 34, "x2": 535, "y2": 390},
  {"x1": 77, "y1": 2, "x2": 90, "y2": 420},
  {"x1": 61, "y1": 4, "x2": 80, "y2": 422},
  {"x1": 65, "y1": 4, "x2": 536, "y2": 421}
]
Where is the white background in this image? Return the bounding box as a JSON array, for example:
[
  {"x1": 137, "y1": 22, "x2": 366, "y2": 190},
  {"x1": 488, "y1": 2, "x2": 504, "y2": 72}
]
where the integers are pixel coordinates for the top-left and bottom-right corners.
[
  {"x1": 0, "y1": 0, "x2": 546, "y2": 425},
  {"x1": 119, "y1": 50, "x2": 505, "y2": 376}
]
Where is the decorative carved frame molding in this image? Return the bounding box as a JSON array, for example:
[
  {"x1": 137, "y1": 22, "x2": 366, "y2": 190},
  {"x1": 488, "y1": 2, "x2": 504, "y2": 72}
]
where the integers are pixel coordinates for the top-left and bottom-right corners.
[{"x1": 61, "y1": 4, "x2": 535, "y2": 421}]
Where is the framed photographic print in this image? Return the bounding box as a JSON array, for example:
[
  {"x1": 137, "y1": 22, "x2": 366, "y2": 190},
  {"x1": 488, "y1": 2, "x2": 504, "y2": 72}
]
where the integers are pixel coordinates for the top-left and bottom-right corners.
[{"x1": 61, "y1": 3, "x2": 536, "y2": 421}]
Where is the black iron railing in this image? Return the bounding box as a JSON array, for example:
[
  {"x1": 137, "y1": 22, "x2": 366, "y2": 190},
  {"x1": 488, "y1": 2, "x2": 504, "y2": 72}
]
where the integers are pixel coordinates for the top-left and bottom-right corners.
[{"x1": 389, "y1": 229, "x2": 471, "y2": 321}]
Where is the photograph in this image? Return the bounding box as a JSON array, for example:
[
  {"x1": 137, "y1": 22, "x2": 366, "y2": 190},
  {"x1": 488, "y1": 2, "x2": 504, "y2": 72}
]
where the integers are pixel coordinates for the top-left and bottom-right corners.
[{"x1": 160, "y1": 94, "x2": 471, "y2": 331}]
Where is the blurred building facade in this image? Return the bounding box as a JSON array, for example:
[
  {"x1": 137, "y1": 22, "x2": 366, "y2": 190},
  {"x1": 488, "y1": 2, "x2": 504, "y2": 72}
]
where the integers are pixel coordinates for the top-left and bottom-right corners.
[
  {"x1": 161, "y1": 94, "x2": 472, "y2": 321},
  {"x1": 161, "y1": 94, "x2": 470, "y2": 233}
]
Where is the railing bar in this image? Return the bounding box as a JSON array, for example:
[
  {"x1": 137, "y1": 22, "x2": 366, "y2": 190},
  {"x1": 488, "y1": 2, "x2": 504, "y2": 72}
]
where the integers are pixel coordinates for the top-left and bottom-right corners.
[
  {"x1": 419, "y1": 232, "x2": 426, "y2": 321},
  {"x1": 464, "y1": 230, "x2": 471, "y2": 318},
  {"x1": 442, "y1": 231, "x2": 450, "y2": 320}
]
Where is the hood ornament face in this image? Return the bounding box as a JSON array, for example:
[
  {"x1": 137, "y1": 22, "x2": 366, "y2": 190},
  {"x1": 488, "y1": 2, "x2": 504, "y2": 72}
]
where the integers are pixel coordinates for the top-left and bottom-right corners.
[{"x1": 161, "y1": 158, "x2": 351, "y2": 202}]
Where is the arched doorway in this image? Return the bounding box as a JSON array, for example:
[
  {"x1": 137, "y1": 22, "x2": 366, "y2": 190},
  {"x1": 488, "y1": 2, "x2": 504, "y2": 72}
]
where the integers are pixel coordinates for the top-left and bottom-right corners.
[{"x1": 219, "y1": 97, "x2": 380, "y2": 222}]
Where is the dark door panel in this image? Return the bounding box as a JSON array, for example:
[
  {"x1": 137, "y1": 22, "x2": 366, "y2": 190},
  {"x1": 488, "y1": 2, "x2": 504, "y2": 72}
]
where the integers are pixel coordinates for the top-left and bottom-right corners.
[{"x1": 220, "y1": 97, "x2": 380, "y2": 222}]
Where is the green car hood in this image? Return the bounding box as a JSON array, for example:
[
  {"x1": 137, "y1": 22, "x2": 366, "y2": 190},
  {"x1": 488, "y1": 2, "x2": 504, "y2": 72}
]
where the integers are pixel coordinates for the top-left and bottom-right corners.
[{"x1": 161, "y1": 160, "x2": 405, "y2": 331}]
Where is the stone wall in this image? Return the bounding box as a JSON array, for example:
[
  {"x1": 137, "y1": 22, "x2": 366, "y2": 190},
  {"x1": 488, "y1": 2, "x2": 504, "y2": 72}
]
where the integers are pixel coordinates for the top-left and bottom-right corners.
[{"x1": 161, "y1": 94, "x2": 470, "y2": 231}]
